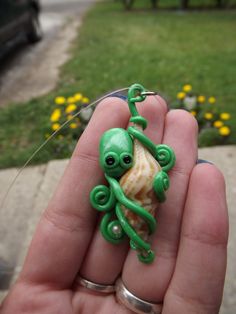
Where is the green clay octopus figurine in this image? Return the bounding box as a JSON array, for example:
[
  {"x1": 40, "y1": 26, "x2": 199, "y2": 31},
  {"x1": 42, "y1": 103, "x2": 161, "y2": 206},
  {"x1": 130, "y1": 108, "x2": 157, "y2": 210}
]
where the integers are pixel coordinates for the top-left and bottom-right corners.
[{"x1": 90, "y1": 83, "x2": 176, "y2": 263}]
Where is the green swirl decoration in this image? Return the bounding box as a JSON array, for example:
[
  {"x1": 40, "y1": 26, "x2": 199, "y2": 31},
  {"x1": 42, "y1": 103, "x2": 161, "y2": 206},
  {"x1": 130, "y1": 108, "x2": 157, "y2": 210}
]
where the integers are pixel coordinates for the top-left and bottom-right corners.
[
  {"x1": 156, "y1": 144, "x2": 176, "y2": 172},
  {"x1": 90, "y1": 185, "x2": 115, "y2": 212},
  {"x1": 153, "y1": 171, "x2": 170, "y2": 202}
]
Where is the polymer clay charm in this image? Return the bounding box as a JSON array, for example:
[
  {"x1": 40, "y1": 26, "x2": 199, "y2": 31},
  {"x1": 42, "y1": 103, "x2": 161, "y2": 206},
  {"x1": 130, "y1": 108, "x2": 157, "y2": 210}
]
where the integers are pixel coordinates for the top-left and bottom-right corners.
[{"x1": 90, "y1": 83, "x2": 175, "y2": 263}]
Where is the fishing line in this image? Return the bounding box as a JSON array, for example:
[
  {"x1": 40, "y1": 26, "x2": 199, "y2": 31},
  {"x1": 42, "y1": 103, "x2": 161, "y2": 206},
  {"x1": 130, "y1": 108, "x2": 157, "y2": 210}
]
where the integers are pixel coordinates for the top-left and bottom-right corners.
[{"x1": 0, "y1": 87, "x2": 129, "y2": 210}]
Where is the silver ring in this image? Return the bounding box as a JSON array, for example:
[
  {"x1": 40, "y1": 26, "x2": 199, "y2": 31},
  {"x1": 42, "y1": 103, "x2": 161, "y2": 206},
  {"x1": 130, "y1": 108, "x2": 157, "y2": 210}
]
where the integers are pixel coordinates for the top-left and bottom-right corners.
[
  {"x1": 115, "y1": 278, "x2": 163, "y2": 314},
  {"x1": 76, "y1": 276, "x2": 115, "y2": 294}
]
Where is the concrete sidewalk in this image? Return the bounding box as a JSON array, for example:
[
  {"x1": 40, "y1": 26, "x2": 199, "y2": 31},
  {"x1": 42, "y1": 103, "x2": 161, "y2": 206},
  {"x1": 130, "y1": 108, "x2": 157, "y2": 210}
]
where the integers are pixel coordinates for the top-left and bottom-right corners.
[{"x1": 0, "y1": 146, "x2": 235, "y2": 313}]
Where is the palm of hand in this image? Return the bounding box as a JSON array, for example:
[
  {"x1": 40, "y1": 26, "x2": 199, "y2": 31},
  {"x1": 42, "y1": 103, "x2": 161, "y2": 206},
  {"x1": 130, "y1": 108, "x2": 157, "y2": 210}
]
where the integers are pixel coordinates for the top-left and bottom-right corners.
[{"x1": 1, "y1": 96, "x2": 228, "y2": 314}]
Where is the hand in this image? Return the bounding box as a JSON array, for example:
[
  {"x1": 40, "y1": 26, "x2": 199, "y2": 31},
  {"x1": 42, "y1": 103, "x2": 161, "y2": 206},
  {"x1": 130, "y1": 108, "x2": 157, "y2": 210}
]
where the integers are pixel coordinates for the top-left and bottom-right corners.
[{"x1": 1, "y1": 96, "x2": 228, "y2": 314}]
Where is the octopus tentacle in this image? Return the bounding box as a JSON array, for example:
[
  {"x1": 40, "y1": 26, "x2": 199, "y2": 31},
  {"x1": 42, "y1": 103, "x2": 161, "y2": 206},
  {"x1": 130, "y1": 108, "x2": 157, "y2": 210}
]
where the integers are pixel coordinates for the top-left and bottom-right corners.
[
  {"x1": 156, "y1": 144, "x2": 176, "y2": 172},
  {"x1": 106, "y1": 175, "x2": 156, "y2": 234},
  {"x1": 116, "y1": 203, "x2": 150, "y2": 251},
  {"x1": 100, "y1": 212, "x2": 125, "y2": 244},
  {"x1": 90, "y1": 185, "x2": 115, "y2": 212},
  {"x1": 127, "y1": 126, "x2": 156, "y2": 156},
  {"x1": 116, "y1": 203, "x2": 155, "y2": 264},
  {"x1": 153, "y1": 171, "x2": 170, "y2": 202},
  {"x1": 101, "y1": 176, "x2": 156, "y2": 263}
]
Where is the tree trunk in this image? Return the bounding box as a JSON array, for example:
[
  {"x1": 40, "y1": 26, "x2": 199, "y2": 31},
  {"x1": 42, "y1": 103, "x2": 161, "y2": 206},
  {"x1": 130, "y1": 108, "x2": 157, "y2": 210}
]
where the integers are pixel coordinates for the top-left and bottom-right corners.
[
  {"x1": 180, "y1": 0, "x2": 189, "y2": 9},
  {"x1": 151, "y1": 0, "x2": 158, "y2": 9},
  {"x1": 216, "y1": 0, "x2": 223, "y2": 8}
]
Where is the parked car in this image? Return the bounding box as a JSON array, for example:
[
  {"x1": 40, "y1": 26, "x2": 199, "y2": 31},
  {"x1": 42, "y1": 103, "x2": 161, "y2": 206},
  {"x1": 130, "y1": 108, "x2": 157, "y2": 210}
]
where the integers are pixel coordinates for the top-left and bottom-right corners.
[{"x1": 0, "y1": 0, "x2": 42, "y2": 49}]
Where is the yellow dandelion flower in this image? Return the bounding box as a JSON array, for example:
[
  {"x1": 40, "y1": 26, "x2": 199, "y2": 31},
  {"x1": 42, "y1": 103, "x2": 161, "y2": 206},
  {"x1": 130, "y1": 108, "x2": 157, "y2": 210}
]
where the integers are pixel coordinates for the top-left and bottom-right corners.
[
  {"x1": 82, "y1": 97, "x2": 90, "y2": 104},
  {"x1": 177, "y1": 92, "x2": 186, "y2": 100},
  {"x1": 65, "y1": 104, "x2": 77, "y2": 114},
  {"x1": 220, "y1": 112, "x2": 231, "y2": 120},
  {"x1": 190, "y1": 111, "x2": 197, "y2": 117},
  {"x1": 213, "y1": 120, "x2": 223, "y2": 128},
  {"x1": 208, "y1": 96, "x2": 216, "y2": 104},
  {"x1": 55, "y1": 96, "x2": 66, "y2": 105},
  {"x1": 74, "y1": 93, "x2": 82, "y2": 101},
  {"x1": 52, "y1": 123, "x2": 60, "y2": 131},
  {"x1": 197, "y1": 95, "x2": 206, "y2": 103},
  {"x1": 219, "y1": 126, "x2": 230, "y2": 136},
  {"x1": 204, "y1": 112, "x2": 213, "y2": 120},
  {"x1": 67, "y1": 96, "x2": 76, "y2": 104},
  {"x1": 183, "y1": 84, "x2": 192, "y2": 92},
  {"x1": 50, "y1": 109, "x2": 61, "y2": 122},
  {"x1": 69, "y1": 123, "x2": 78, "y2": 129}
]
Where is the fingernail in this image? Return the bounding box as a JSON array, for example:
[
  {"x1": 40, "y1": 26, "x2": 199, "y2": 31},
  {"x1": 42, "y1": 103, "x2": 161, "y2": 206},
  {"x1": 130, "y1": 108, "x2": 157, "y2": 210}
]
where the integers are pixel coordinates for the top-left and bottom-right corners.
[
  {"x1": 196, "y1": 158, "x2": 213, "y2": 165},
  {"x1": 109, "y1": 93, "x2": 127, "y2": 101}
]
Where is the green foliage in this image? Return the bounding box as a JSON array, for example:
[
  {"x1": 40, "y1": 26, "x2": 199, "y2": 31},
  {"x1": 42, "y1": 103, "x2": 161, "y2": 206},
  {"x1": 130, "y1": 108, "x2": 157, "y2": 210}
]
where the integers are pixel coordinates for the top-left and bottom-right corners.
[
  {"x1": 171, "y1": 84, "x2": 232, "y2": 146},
  {"x1": 198, "y1": 128, "x2": 223, "y2": 147}
]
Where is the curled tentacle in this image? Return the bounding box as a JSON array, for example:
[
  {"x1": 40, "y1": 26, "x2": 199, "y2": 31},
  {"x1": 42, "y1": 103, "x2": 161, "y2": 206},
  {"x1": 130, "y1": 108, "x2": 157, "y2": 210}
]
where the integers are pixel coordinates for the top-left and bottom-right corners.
[
  {"x1": 90, "y1": 185, "x2": 115, "y2": 212},
  {"x1": 128, "y1": 83, "x2": 146, "y2": 111},
  {"x1": 116, "y1": 204, "x2": 154, "y2": 264},
  {"x1": 138, "y1": 250, "x2": 155, "y2": 264},
  {"x1": 156, "y1": 144, "x2": 175, "y2": 172},
  {"x1": 128, "y1": 84, "x2": 147, "y2": 130},
  {"x1": 153, "y1": 171, "x2": 170, "y2": 202},
  {"x1": 100, "y1": 212, "x2": 125, "y2": 244}
]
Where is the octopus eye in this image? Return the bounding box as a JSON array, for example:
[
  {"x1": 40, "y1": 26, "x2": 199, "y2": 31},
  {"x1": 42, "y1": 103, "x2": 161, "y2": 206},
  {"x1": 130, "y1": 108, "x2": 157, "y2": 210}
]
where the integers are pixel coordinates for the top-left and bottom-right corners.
[
  {"x1": 105, "y1": 156, "x2": 115, "y2": 166},
  {"x1": 123, "y1": 155, "x2": 132, "y2": 164},
  {"x1": 102, "y1": 152, "x2": 119, "y2": 170},
  {"x1": 120, "y1": 152, "x2": 133, "y2": 169}
]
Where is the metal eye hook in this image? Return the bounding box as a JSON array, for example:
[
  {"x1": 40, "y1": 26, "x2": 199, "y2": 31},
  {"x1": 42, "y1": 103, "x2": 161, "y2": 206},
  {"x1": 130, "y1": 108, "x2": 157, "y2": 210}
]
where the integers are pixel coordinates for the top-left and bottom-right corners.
[
  {"x1": 141, "y1": 91, "x2": 158, "y2": 96},
  {"x1": 127, "y1": 84, "x2": 159, "y2": 130}
]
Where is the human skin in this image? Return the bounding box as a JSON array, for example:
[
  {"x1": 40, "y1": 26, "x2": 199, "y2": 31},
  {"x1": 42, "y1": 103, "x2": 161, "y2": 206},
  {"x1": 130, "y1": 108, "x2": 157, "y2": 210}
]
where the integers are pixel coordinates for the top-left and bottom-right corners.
[{"x1": 0, "y1": 96, "x2": 228, "y2": 314}]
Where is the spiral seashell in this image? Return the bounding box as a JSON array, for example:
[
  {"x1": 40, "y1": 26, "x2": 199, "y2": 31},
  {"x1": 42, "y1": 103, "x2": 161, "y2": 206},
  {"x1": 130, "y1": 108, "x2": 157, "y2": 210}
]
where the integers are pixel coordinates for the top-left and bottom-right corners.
[{"x1": 119, "y1": 127, "x2": 161, "y2": 240}]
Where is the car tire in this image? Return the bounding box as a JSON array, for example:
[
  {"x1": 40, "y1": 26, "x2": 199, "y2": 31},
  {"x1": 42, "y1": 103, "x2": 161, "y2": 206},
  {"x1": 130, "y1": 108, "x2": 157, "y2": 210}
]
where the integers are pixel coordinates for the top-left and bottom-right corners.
[{"x1": 27, "y1": 10, "x2": 43, "y2": 43}]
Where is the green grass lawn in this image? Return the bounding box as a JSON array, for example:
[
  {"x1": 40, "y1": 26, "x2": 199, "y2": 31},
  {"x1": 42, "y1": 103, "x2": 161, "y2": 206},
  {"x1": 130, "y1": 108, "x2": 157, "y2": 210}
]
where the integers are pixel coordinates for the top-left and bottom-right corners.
[{"x1": 0, "y1": 0, "x2": 236, "y2": 168}]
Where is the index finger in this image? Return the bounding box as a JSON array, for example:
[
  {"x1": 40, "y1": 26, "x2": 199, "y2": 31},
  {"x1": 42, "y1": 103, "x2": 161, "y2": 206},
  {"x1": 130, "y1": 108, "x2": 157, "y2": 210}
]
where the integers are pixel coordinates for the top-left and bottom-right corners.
[{"x1": 18, "y1": 97, "x2": 130, "y2": 289}]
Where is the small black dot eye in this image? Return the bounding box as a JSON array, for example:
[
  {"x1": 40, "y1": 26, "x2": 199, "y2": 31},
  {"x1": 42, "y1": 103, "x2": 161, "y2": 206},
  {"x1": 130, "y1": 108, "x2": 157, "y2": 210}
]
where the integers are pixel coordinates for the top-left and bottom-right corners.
[
  {"x1": 105, "y1": 156, "x2": 115, "y2": 165},
  {"x1": 123, "y1": 155, "x2": 132, "y2": 164}
]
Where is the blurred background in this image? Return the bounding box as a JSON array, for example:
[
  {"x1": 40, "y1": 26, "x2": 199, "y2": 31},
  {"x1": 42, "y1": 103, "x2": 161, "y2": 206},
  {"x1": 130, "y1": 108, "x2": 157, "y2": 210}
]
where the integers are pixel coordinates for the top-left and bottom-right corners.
[{"x1": 0, "y1": 0, "x2": 235, "y2": 312}]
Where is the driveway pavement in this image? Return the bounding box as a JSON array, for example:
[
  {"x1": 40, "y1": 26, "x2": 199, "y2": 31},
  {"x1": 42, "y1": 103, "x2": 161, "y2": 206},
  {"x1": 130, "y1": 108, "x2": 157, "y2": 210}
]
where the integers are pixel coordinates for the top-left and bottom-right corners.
[
  {"x1": 0, "y1": 145, "x2": 235, "y2": 313},
  {"x1": 0, "y1": 0, "x2": 96, "y2": 107}
]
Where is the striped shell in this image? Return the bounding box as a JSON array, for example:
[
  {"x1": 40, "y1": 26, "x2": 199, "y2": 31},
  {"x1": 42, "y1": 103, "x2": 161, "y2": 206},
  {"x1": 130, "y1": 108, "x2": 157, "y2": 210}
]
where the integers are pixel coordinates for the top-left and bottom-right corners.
[{"x1": 119, "y1": 130, "x2": 161, "y2": 240}]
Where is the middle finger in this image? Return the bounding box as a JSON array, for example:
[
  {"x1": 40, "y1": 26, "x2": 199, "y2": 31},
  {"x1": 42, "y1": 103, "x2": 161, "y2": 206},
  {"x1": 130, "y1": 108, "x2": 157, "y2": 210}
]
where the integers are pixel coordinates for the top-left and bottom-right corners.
[{"x1": 122, "y1": 109, "x2": 198, "y2": 302}]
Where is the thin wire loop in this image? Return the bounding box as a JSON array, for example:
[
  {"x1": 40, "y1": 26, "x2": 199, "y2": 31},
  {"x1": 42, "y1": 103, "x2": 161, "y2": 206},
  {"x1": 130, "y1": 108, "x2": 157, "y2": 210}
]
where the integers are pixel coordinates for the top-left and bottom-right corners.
[{"x1": 0, "y1": 87, "x2": 129, "y2": 210}]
